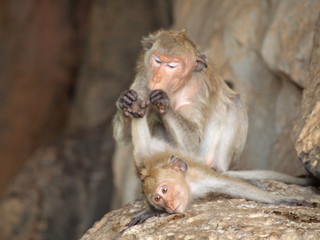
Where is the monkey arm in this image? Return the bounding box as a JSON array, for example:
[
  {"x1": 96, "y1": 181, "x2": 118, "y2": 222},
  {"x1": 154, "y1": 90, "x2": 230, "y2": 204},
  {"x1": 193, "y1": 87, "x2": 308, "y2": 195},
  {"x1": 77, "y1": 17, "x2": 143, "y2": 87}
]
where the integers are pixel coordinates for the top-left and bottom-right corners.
[
  {"x1": 113, "y1": 82, "x2": 150, "y2": 145},
  {"x1": 131, "y1": 112, "x2": 168, "y2": 169},
  {"x1": 113, "y1": 110, "x2": 132, "y2": 145},
  {"x1": 161, "y1": 107, "x2": 202, "y2": 154}
]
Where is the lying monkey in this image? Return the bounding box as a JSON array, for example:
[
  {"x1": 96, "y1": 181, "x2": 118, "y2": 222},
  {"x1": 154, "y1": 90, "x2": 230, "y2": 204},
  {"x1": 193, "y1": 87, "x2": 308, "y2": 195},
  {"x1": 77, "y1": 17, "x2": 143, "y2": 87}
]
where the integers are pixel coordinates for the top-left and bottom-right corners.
[{"x1": 126, "y1": 100, "x2": 313, "y2": 226}]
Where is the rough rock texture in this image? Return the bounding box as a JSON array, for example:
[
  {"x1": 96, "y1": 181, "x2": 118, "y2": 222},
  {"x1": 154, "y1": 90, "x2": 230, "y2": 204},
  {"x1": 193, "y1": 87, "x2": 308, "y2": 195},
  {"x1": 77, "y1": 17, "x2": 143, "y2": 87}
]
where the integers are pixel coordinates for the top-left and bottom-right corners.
[
  {"x1": 261, "y1": 0, "x2": 320, "y2": 88},
  {"x1": 0, "y1": 0, "x2": 89, "y2": 196},
  {"x1": 174, "y1": 0, "x2": 320, "y2": 175},
  {"x1": 0, "y1": 124, "x2": 114, "y2": 240},
  {"x1": 81, "y1": 181, "x2": 320, "y2": 239},
  {"x1": 293, "y1": 13, "x2": 320, "y2": 178}
]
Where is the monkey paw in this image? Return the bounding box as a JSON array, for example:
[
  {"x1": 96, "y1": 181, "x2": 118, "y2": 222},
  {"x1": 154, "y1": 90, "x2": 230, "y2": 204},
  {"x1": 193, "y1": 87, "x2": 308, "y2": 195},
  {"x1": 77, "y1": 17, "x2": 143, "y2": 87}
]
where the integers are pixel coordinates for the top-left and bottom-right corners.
[
  {"x1": 118, "y1": 90, "x2": 148, "y2": 118},
  {"x1": 150, "y1": 89, "x2": 170, "y2": 114},
  {"x1": 127, "y1": 209, "x2": 162, "y2": 227}
]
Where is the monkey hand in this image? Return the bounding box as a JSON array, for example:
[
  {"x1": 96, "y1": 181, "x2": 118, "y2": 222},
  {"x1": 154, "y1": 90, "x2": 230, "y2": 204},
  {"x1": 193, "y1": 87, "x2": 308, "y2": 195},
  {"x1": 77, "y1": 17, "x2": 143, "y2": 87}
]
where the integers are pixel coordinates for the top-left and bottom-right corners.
[
  {"x1": 127, "y1": 209, "x2": 162, "y2": 227},
  {"x1": 117, "y1": 90, "x2": 149, "y2": 118},
  {"x1": 150, "y1": 89, "x2": 170, "y2": 114}
]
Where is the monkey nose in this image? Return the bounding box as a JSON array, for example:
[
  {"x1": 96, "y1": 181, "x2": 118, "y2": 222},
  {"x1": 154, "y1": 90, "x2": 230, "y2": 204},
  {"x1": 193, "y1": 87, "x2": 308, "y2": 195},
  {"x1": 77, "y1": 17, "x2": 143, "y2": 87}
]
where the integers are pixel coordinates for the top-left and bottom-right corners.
[{"x1": 153, "y1": 76, "x2": 161, "y2": 83}]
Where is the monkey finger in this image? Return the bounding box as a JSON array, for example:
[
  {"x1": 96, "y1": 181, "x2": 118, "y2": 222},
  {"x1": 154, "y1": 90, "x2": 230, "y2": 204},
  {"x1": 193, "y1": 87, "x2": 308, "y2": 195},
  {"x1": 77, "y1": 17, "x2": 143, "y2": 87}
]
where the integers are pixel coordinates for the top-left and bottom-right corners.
[
  {"x1": 150, "y1": 89, "x2": 164, "y2": 99},
  {"x1": 119, "y1": 101, "x2": 130, "y2": 110},
  {"x1": 132, "y1": 109, "x2": 146, "y2": 118},
  {"x1": 127, "y1": 91, "x2": 137, "y2": 101},
  {"x1": 123, "y1": 95, "x2": 133, "y2": 105},
  {"x1": 128, "y1": 89, "x2": 138, "y2": 98},
  {"x1": 156, "y1": 99, "x2": 169, "y2": 109},
  {"x1": 123, "y1": 111, "x2": 130, "y2": 117},
  {"x1": 139, "y1": 100, "x2": 149, "y2": 109},
  {"x1": 150, "y1": 94, "x2": 165, "y2": 104}
]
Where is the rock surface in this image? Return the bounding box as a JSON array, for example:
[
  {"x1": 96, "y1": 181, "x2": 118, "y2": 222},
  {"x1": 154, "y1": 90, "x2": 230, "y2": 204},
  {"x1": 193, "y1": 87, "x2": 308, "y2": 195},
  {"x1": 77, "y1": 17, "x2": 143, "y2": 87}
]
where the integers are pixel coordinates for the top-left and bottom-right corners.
[
  {"x1": 81, "y1": 181, "x2": 320, "y2": 239},
  {"x1": 0, "y1": 124, "x2": 114, "y2": 240},
  {"x1": 293, "y1": 13, "x2": 320, "y2": 178}
]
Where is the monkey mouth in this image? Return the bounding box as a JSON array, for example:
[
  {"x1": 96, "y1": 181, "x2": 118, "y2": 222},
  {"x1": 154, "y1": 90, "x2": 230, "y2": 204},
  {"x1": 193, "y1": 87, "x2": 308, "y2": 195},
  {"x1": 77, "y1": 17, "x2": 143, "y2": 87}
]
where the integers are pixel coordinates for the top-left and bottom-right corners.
[{"x1": 172, "y1": 202, "x2": 182, "y2": 213}]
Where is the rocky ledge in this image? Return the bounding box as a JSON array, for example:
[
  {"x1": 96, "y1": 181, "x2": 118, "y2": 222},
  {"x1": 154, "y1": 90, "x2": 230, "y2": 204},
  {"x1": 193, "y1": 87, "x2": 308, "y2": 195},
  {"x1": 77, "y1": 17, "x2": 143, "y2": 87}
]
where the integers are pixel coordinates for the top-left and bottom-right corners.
[{"x1": 81, "y1": 180, "x2": 320, "y2": 240}]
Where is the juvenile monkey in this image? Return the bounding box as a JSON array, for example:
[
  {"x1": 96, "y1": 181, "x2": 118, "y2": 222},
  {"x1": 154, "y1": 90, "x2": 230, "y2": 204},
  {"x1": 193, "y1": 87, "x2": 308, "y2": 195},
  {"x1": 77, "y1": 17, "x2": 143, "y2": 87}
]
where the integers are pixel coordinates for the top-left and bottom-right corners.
[
  {"x1": 114, "y1": 29, "x2": 247, "y2": 172},
  {"x1": 128, "y1": 106, "x2": 312, "y2": 225}
]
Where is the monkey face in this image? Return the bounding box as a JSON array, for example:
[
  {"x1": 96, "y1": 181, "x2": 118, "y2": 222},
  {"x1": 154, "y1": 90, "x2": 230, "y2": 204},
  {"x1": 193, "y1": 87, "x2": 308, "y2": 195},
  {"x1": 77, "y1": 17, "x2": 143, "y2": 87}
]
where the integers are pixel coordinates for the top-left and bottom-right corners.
[
  {"x1": 141, "y1": 155, "x2": 191, "y2": 213},
  {"x1": 151, "y1": 180, "x2": 189, "y2": 213},
  {"x1": 141, "y1": 30, "x2": 207, "y2": 94},
  {"x1": 147, "y1": 50, "x2": 192, "y2": 93}
]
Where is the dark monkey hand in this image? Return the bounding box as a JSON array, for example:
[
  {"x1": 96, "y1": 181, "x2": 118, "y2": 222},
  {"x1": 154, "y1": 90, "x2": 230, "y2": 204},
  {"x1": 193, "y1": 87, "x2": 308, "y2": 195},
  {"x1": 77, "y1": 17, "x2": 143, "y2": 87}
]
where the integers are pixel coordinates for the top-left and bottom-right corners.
[
  {"x1": 150, "y1": 89, "x2": 170, "y2": 114},
  {"x1": 117, "y1": 90, "x2": 149, "y2": 118}
]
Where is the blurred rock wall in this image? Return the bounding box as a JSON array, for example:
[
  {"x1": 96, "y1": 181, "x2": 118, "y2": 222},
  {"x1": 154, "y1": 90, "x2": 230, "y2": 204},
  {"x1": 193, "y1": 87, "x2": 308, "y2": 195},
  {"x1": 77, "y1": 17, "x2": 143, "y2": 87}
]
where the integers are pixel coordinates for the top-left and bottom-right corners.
[
  {"x1": 174, "y1": 0, "x2": 320, "y2": 175},
  {"x1": 0, "y1": 1, "x2": 172, "y2": 240},
  {"x1": 0, "y1": 0, "x2": 88, "y2": 197}
]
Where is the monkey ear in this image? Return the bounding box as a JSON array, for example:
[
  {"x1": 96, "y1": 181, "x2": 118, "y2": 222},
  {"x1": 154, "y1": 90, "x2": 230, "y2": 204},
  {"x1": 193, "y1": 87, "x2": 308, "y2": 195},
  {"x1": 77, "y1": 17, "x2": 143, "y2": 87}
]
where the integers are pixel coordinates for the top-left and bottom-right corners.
[
  {"x1": 139, "y1": 168, "x2": 149, "y2": 181},
  {"x1": 168, "y1": 155, "x2": 188, "y2": 173},
  {"x1": 194, "y1": 54, "x2": 208, "y2": 72},
  {"x1": 141, "y1": 36, "x2": 155, "y2": 50}
]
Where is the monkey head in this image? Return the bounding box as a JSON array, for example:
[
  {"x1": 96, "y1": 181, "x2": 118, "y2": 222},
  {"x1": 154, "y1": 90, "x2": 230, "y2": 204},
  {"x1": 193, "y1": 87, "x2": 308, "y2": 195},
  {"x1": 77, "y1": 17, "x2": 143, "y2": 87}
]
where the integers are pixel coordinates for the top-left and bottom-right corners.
[
  {"x1": 141, "y1": 30, "x2": 207, "y2": 93},
  {"x1": 140, "y1": 155, "x2": 191, "y2": 213}
]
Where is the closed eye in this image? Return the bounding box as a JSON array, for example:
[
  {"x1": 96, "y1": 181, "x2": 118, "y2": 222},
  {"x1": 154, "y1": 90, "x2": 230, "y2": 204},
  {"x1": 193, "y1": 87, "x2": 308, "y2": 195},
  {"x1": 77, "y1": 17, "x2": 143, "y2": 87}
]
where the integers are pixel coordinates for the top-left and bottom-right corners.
[
  {"x1": 167, "y1": 62, "x2": 178, "y2": 68},
  {"x1": 153, "y1": 55, "x2": 162, "y2": 63}
]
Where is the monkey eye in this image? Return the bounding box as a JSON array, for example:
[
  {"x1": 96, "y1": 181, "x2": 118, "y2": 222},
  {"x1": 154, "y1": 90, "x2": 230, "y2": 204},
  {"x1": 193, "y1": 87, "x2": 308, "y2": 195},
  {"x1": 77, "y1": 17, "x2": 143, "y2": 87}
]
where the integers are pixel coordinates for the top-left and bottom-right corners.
[
  {"x1": 154, "y1": 195, "x2": 161, "y2": 202},
  {"x1": 167, "y1": 62, "x2": 178, "y2": 68},
  {"x1": 153, "y1": 55, "x2": 162, "y2": 64},
  {"x1": 162, "y1": 187, "x2": 168, "y2": 194}
]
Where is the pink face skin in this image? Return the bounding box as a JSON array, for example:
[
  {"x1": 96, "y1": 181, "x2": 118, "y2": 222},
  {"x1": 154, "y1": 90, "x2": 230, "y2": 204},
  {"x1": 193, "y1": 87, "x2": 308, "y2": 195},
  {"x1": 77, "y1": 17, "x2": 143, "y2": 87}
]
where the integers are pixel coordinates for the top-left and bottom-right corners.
[
  {"x1": 151, "y1": 180, "x2": 190, "y2": 213},
  {"x1": 148, "y1": 51, "x2": 193, "y2": 93}
]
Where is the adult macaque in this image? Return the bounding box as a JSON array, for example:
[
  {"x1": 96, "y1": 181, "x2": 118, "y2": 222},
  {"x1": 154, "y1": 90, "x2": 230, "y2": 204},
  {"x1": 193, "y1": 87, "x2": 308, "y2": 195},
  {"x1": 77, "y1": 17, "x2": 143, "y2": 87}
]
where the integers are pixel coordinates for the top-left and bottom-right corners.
[{"x1": 114, "y1": 29, "x2": 247, "y2": 172}]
